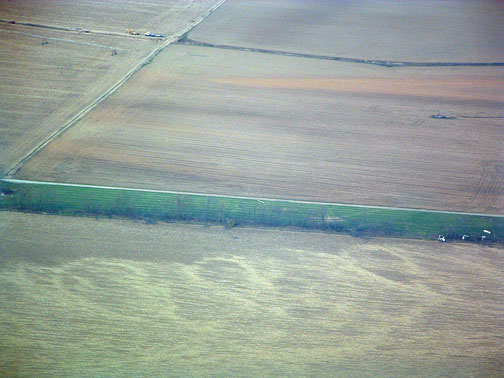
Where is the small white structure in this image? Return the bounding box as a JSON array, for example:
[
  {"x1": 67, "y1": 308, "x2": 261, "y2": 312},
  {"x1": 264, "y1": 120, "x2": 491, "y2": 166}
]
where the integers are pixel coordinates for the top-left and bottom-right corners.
[
  {"x1": 481, "y1": 235, "x2": 486, "y2": 241},
  {"x1": 461, "y1": 235, "x2": 469, "y2": 240},
  {"x1": 438, "y1": 235, "x2": 446, "y2": 242},
  {"x1": 483, "y1": 230, "x2": 491, "y2": 234}
]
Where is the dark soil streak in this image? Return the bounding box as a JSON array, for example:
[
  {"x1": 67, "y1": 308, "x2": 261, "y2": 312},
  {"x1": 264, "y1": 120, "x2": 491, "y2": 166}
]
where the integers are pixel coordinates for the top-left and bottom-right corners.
[{"x1": 177, "y1": 37, "x2": 504, "y2": 68}]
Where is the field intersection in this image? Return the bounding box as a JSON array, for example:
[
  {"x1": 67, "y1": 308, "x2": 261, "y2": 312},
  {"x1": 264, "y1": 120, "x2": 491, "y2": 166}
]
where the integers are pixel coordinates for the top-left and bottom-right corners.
[{"x1": 0, "y1": 0, "x2": 226, "y2": 176}]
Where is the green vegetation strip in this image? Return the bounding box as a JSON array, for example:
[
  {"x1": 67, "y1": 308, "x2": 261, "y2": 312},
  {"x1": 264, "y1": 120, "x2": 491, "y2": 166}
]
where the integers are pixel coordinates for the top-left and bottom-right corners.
[{"x1": 1, "y1": 179, "x2": 503, "y2": 243}]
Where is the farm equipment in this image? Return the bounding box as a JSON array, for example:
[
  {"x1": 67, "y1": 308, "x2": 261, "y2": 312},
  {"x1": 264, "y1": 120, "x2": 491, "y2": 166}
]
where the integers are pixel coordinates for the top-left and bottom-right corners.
[
  {"x1": 145, "y1": 32, "x2": 165, "y2": 38},
  {"x1": 126, "y1": 29, "x2": 139, "y2": 35}
]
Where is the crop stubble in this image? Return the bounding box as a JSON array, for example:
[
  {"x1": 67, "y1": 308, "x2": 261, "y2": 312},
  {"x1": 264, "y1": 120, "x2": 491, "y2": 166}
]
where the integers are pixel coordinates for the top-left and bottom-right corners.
[
  {"x1": 0, "y1": 0, "x2": 218, "y2": 36},
  {"x1": 16, "y1": 44, "x2": 504, "y2": 213},
  {"x1": 0, "y1": 0, "x2": 221, "y2": 174},
  {"x1": 189, "y1": 0, "x2": 504, "y2": 63},
  {"x1": 0, "y1": 25, "x2": 155, "y2": 174},
  {"x1": 1, "y1": 211, "x2": 503, "y2": 376}
]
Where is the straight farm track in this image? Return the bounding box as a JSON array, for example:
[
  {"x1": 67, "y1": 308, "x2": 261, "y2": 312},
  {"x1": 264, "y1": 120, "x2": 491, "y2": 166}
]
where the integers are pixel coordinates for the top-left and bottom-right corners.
[
  {"x1": 0, "y1": 0, "x2": 222, "y2": 37},
  {"x1": 0, "y1": 25, "x2": 153, "y2": 174}
]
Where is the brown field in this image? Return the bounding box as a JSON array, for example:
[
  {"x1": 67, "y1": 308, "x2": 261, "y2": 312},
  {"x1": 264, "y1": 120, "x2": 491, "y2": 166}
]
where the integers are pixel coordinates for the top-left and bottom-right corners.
[
  {"x1": 0, "y1": 1, "x2": 220, "y2": 175},
  {"x1": 0, "y1": 0, "x2": 218, "y2": 36},
  {"x1": 0, "y1": 24, "x2": 152, "y2": 174},
  {"x1": 1, "y1": 211, "x2": 503, "y2": 376},
  {"x1": 190, "y1": 0, "x2": 504, "y2": 62},
  {"x1": 4, "y1": 2, "x2": 503, "y2": 376},
  {"x1": 16, "y1": 44, "x2": 504, "y2": 213}
]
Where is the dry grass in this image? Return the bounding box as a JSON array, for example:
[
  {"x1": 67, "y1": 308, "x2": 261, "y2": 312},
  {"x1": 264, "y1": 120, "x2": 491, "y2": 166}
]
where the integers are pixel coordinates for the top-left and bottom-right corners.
[
  {"x1": 190, "y1": 0, "x2": 504, "y2": 62},
  {"x1": 17, "y1": 45, "x2": 504, "y2": 213},
  {"x1": 1, "y1": 211, "x2": 503, "y2": 376}
]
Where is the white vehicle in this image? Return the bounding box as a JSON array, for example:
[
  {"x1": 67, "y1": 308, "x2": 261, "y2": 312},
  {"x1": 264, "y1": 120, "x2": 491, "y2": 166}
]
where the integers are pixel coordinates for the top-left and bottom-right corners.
[{"x1": 145, "y1": 32, "x2": 165, "y2": 38}]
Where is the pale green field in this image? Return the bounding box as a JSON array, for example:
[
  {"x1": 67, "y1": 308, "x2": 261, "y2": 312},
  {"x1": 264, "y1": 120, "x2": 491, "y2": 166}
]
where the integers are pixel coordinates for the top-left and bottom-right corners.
[{"x1": 1, "y1": 211, "x2": 503, "y2": 377}]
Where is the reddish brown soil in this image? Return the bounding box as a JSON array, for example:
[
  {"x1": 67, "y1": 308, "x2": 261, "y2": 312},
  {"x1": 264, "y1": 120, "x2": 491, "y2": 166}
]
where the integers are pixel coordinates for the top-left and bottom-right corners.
[{"x1": 16, "y1": 45, "x2": 504, "y2": 213}]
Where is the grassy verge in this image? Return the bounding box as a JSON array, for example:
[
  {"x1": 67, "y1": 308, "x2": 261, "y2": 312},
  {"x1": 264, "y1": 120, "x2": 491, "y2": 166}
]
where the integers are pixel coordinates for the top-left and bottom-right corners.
[{"x1": 1, "y1": 179, "x2": 503, "y2": 243}]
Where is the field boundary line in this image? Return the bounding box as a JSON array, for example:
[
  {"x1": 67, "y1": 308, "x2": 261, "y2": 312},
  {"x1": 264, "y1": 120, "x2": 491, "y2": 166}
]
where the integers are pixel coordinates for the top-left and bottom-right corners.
[
  {"x1": 177, "y1": 37, "x2": 504, "y2": 68},
  {"x1": 3, "y1": 178, "x2": 503, "y2": 243},
  {"x1": 0, "y1": 19, "x2": 156, "y2": 41},
  {"x1": 2, "y1": 178, "x2": 503, "y2": 219},
  {"x1": 0, "y1": 19, "x2": 189, "y2": 41},
  {"x1": 4, "y1": 0, "x2": 228, "y2": 178}
]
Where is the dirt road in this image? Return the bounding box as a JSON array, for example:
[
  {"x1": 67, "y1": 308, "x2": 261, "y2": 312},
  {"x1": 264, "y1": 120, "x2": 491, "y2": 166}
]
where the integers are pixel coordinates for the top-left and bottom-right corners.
[{"x1": 4, "y1": 0, "x2": 228, "y2": 177}]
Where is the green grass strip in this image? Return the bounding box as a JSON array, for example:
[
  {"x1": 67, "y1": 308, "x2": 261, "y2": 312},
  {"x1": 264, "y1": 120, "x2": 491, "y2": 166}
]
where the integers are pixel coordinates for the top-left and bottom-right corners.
[{"x1": 1, "y1": 179, "x2": 503, "y2": 243}]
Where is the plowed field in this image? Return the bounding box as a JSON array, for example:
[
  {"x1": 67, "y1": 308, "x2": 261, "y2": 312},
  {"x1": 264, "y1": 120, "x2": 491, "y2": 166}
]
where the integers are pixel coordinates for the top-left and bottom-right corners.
[
  {"x1": 16, "y1": 44, "x2": 504, "y2": 213},
  {"x1": 189, "y1": 0, "x2": 504, "y2": 62},
  {"x1": 1, "y1": 211, "x2": 503, "y2": 376},
  {"x1": 0, "y1": 0, "x2": 221, "y2": 174},
  {"x1": 0, "y1": 25, "x2": 153, "y2": 174},
  {"x1": 0, "y1": 0, "x2": 217, "y2": 36}
]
